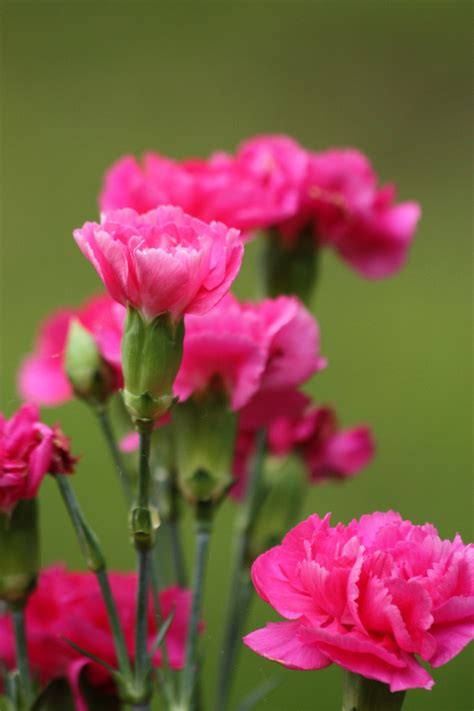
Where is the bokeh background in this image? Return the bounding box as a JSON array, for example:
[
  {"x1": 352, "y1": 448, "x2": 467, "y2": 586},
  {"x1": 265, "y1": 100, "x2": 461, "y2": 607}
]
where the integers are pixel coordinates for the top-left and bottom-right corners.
[{"x1": 1, "y1": 2, "x2": 472, "y2": 709}]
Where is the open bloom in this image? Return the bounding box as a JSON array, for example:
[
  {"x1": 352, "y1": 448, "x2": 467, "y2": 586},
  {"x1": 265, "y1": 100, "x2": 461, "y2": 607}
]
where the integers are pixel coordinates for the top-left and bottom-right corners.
[
  {"x1": 244, "y1": 512, "x2": 474, "y2": 691},
  {"x1": 99, "y1": 153, "x2": 197, "y2": 215},
  {"x1": 0, "y1": 565, "x2": 194, "y2": 711},
  {"x1": 73, "y1": 206, "x2": 243, "y2": 322},
  {"x1": 281, "y1": 148, "x2": 421, "y2": 278},
  {"x1": 173, "y1": 294, "x2": 325, "y2": 411},
  {"x1": 0, "y1": 404, "x2": 76, "y2": 514},
  {"x1": 18, "y1": 295, "x2": 124, "y2": 406}
]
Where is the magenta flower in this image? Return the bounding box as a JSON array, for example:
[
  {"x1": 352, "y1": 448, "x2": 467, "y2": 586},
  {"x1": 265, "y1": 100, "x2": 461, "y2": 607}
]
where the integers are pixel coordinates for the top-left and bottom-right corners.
[
  {"x1": 99, "y1": 153, "x2": 196, "y2": 216},
  {"x1": 18, "y1": 295, "x2": 124, "y2": 406},
  {"x1": 0, "y1": 565, "x2": 195, "y2": 711},
  {"x1": 173, "y1": 294, "x2": 325, "y2": 410},
  {"x1": 73, "y1": 206, "x2": 243, "y2": 322},
  {"x1": 244, "y1": 512, "x2": 474, "y2": 692},
  {"x1": 0, "y1": 404, "x2": 76, "y2": 514},
  {"x1": 186, "y1": 135, "x2": 308, "y2": 235},
  {"x1": 282, "y1": 148, "x2": 421, "y2": 278}
]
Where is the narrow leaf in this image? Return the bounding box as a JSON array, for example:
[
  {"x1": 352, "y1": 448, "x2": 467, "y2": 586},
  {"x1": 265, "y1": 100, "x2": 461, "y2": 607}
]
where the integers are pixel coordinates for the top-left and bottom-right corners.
[{"x1": 234, "y1": 676, "x2": 281, "y2": 711}]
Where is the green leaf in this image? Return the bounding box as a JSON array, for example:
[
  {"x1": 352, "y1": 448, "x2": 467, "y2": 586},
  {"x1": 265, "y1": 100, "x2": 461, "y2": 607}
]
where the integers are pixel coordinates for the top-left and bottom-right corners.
[{"x1": 234, "y1": 676, "x2": 281, "y2": 711}]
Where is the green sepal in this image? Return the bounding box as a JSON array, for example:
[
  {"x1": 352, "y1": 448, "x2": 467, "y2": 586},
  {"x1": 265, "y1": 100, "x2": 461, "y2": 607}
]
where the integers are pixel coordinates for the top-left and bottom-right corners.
[
  {"x1": 0, "y1": 500, "x2": 39, "y2": 605},
  {"x1": 246, "y1": 454, "x2": 307, "y2": 560},
  {"x1": 172, "y1": 391, "x2": 237, "y2": 505},
  {"x1": 261, "y1": 227, "x2": 318, "y2": 303},
  {"x1": 65, "y1": 320, "x2": 116, "y2": 405},
  {"x1": 121, "y1": 307, "x2": 184, "y2": 423}
]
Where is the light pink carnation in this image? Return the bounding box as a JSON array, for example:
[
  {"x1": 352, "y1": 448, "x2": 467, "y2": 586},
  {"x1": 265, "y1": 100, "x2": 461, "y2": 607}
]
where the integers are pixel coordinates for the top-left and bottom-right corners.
[
  {"x1": 185, "y1": 135, "x2": 308, "y2": 236},
  {"x1": 173, "y1": 295, "x2": 325, "y2": 411},
  {"x1": 18, "y1": 295, "x2": 124, "y2": 406},
  {"x1": 73, "y1": 206, "x2": 243, "y2": 322},
  {"x1": 0, "y1": 404, "x2": 76, "y2": 514},
  {"x1": 0, "y1": 565, "x2": 195, "y2": 711},
  {"x1": 244, "y1": 512, "x2": 474, "y2": 691},
  {"x1": 282, "y1": 148, "x2": 421, "y2": 278},
  {"x1": 99, "y1": 153, "x2": 196, "y2": 215}
]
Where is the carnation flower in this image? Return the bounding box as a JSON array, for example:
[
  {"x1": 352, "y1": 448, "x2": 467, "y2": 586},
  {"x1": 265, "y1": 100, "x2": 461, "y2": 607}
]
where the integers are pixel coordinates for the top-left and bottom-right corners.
[
  {"x1": 0, "y1": 565, "x2": 195, "y2": 711},
  {"x1": 0, "y1": 404, "x2": 76, "y2": 514},
  {"x1": 281, "y1": 148, "x2": 421, "y2": 279},
  {"x1": 18, "y1": 295, "x2": 124, "y2": 406},
  {"x1": 73, "y1": 206, "x2": 243, "y2": 323},
  {"x1": 173, "y1": 294, "x2": 325, "y2": 411},
  {"x1": 244, "y1": 512, "x2": 474, "y2": 691}
]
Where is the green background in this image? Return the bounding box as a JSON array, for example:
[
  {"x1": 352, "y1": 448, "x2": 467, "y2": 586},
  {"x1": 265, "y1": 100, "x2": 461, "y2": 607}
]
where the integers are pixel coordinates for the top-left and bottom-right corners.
[{"x1": 1, "y1": 2, "x2": 472, "y2": 709}]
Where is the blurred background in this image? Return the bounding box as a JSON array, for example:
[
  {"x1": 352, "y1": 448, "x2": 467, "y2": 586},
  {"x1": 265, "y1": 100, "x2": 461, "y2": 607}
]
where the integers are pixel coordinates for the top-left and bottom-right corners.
[{"x1": 1, "y1": 2, "x2": 472, "y2": 709}]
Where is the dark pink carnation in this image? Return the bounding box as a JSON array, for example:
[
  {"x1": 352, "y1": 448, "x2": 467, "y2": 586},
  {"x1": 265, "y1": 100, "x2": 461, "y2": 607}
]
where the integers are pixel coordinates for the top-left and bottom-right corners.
[
  {"x1": 244, "y1": 512, "x2": 474, "y2": 691},
  {"x1": 173, "y1": 295, "x2": 325, "y2": 411},
  {"x1": 99, "y1": 153, "x2": 197, "y2": 216},
  {"x1": 0, "y1": 404, "x2": 76, "y2": 514},
  {"x1": 18, "y1": 294, "x2": 124, "y2": 407},
  {"x1": 281, "y1": 148, "x2": 421, "y2": 278},
  {"x1": 73, "y1": 206, "x2": 243, "y2": 322},
  {"x1": 0, "y1": 565, "x2": 195, "y2": 711}
]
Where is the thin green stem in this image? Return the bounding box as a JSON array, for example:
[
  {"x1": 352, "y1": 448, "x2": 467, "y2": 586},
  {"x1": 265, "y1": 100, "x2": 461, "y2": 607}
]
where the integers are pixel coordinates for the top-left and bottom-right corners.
[
  {"x1": 134, "y1": 548, "x2": 151, "y2": 687},
  {"x1": 214, "y1": 431, "x2": 266, "y2": 711},
  {"x1": 55, "y1": 475, "x2": 133, "y2": 681},
  {"x1": 181, "y1": 505, "x2": 213, "y2": 709},
  {"x1": 11, "y1": 606, "x2": 33, "y2": 706},
  {"x1": 95, "y1": 405, "x2": 133, "y2": 504}
]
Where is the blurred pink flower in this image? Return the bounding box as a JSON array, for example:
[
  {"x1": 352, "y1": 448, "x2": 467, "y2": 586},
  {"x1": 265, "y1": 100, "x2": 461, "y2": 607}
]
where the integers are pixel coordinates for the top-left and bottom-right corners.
[
  {"x1": 99, "y1": 153, "x2": 196, "y2": 216},
  {"x1": 0, "y1": 565, "x2": 195, "y2": 711},
  {"x1": 244, "y1": 512, "x2": 474, "y2": 691},
  {"x1": 282, "y1": 148, "x2": 421, "y2": 278},
  {"x1": 173, "y1": 295, "x2": 324, "y2": 411},
  {"x1": 0, "y1": 404, "x2": 76, "y2": 514},
  {"x1": 18, "y1": 295, "x2": 124, "y2": 407},
  {"x1": 73, "y1": 206, "x2": 243, "y2": 322}
]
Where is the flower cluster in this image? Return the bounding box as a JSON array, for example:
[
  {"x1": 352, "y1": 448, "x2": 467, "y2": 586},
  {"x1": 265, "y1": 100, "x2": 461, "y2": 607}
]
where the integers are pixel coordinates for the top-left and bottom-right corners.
[
  {"x1": 0, "y1": 565, "x2": 192, "y2": 711},
  {"x1": 100, "y1": 135, "x2": 420, "y2": 279},
  {"x1": 244, "y1": 512, "x2": 474, "y2": 691},
  {"x1": 0, "y1": 404, "x2": 76, "y2": 514}
]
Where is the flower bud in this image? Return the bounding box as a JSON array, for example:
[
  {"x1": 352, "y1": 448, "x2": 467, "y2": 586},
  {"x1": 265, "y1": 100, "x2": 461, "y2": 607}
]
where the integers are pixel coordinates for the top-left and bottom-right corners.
[
  {"x1": 261, "y1": 228, "x2": 317, "y2": 303},
  {"x1": 122, "y1": 307, "x2": 184, "y2": 423},
  {"x1": 0, "y1": 500, "x2": 39, "y2": 605},
  {"x1": 65, "y1": 319, "x2": 116, "y2": 405},
  {"x1": 172, "y1": 391, "x2": 237, "y2": 505},
  {"x1": 247, "y1": 454, "x2": 307, "y2": 560}
]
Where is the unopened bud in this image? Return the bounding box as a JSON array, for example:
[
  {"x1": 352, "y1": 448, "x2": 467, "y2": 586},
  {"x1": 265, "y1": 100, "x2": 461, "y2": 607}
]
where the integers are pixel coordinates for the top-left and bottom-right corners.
[{"x1": 66, "y1": 319, "x2": 116, "y2": 405}]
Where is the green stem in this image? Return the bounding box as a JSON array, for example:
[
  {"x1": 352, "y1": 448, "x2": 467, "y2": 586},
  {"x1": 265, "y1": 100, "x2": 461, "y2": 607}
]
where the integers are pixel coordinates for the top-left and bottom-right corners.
[
  {"x1": 214, "y1": 432, "x2": 266, "y2": 711},
  {"x1": 55, "y1": 475, "x2": 132, "y2": 681},
  {"x1": 134, "y1": 548, "x2": 151, "y2": 687},
  {"x1": 181, "y1": 503, "x2": 213, "y2": 709},
  {"x1": 168, "y1": 517, "x2": 187, "y2": 587},
  {"x1": 95, "y1": 405, "x2": 133, "y2": 504},
  {"x1": 11, "y1": 605, "x2": 33, "y2": 706},
  {"x1": 342, "y1": 671, "x2": 406, "y2": 711}
]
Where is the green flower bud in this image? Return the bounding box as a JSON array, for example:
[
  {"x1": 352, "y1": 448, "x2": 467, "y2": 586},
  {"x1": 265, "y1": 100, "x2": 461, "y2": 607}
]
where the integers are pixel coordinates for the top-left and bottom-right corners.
[
  {"x1": 247, "y1": 454, "x2": 307, "y2": 560},
  {"x1": 172, "y1": 391, "x2": 237, "y2": 505},
  {"x1": 121, "y1": 307, "x2": 184, "y2": 424},
  {"x1": 261, "y1": 227, "x2": 318, "y2": 304},
  {"x1": 65, "y1": 319, "x2": 116, "y2": 405},
  {"x1": 0, "y1": 500, "x2": 39, "y2": 606}
]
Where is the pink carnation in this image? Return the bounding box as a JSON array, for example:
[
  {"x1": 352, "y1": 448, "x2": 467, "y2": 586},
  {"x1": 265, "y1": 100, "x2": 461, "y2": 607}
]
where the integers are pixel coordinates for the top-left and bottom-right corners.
[
  {"x1": 99, "y1": 153, "x2": 197, "y2": 215},
  {"x1": 186, "y1": 135, "x2": 308, "y2": 236},
  {"x1": 73, "y1": 206, "x2": 243, "y2": 322},
  {"x1": 173, "y1": 295, "x2": 325, "y2": 411},
  {"x1": 244, "y1": 512, "x2": 474, "y2": 692},
  {"x1": 0, "y1": 565, "x2": 195, "y2": 711},
  {"x1": 18, "y1": 295, "x2": 124, "y2": 407},
  {"x1": 0, "y1": 404, "x2": 76, "y2": 514},
  {"x1": 282, "y1": 148, "x2": 421, "y2": 278}
]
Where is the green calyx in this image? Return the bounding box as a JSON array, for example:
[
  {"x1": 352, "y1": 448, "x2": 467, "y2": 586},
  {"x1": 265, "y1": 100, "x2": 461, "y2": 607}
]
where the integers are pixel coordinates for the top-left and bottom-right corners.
[
  {"x1": 342, "y1": 671, "x2": 406, "y2": 711},
  {"x1": 261, "y1": 227, "x2": 318, "y2": 304},
  {"x1": 121, "y1": 306, "x2": 184, "y2": 423},
  {"x1": 172, "y1": 390, "x2": 237, "y2": 505},
  {"x1": 66, "y1": 319, "x2": 116, "y2": 405},
  {"x1": 246, "y1": 454, "x2": 307, "y2": 560},
  {"x1": 0, "y1": 500, "x2": 39, "y2": 606}
]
